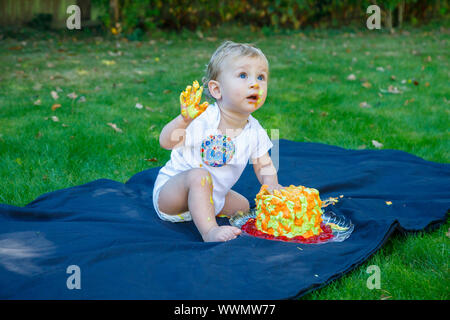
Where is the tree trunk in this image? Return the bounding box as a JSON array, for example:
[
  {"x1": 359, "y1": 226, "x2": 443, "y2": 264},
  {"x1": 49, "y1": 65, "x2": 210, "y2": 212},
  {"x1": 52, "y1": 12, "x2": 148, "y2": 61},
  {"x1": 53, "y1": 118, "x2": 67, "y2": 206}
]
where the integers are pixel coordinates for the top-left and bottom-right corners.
[
  {"x1": 109, "y1": 0, "x2": 119, "y2": 25},
  {"x1": 385, "y1": 8, "x2": 393, "y2": 31},
  {"x1": 398, "y1": 0, "x2": 404, "y2": 28}
]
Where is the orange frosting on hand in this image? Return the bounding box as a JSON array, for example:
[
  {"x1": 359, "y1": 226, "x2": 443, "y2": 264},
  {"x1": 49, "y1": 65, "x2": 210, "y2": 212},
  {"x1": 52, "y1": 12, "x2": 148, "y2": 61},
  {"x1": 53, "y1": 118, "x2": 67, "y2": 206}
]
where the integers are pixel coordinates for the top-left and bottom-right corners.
[{"x1": 180, "y1": 80, "x2": 209, "y2": 120}]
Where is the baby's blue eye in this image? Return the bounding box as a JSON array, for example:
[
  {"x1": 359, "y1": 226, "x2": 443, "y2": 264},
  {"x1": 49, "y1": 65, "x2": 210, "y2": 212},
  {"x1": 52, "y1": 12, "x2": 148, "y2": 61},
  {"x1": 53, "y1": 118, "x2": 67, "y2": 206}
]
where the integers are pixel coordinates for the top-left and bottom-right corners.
[
  {"x1": 258, "y1": 75, "x2": 264, "y2": 80},
  {"x1": 239, "y1": 73, "x2": 246, "y2": 79}
]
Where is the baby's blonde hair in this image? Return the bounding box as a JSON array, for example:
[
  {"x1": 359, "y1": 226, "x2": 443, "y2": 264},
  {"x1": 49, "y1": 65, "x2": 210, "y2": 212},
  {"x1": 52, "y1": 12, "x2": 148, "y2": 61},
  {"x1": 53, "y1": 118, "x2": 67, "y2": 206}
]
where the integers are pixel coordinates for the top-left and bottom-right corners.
[{"x1": 202, "y1": 40, "x2": 269, "y2": 100}]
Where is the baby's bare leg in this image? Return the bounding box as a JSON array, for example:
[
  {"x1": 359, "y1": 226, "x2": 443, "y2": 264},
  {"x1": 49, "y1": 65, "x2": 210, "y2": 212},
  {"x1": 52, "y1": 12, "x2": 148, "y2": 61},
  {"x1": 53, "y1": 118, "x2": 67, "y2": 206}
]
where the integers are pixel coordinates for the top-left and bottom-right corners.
[{"x1": 158, "y1": 168, "x2": 241, "y2": 242}]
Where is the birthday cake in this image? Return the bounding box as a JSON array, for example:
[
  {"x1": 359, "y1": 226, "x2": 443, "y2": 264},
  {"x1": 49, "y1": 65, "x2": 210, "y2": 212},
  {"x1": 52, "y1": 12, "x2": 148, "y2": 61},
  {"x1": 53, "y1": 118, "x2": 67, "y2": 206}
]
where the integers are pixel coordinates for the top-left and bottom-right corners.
[{"x1": 254, "y1": 184, "x2": 324, "y2": 239}]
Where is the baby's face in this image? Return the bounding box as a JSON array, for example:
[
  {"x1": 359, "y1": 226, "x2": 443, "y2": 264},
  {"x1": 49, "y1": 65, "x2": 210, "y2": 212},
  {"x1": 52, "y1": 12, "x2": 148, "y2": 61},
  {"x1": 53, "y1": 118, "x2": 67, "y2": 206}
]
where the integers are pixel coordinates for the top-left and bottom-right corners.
[{"x1": 216, "y1": 55, "x2": 268, "y2": 114}]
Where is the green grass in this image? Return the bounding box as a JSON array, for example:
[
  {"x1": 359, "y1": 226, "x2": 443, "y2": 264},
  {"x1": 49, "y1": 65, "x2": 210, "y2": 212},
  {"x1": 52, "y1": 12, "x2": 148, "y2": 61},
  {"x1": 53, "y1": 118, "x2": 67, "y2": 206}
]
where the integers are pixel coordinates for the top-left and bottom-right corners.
[{"x1": 0, "y1": 24, "x2": 449, "y2": 299}]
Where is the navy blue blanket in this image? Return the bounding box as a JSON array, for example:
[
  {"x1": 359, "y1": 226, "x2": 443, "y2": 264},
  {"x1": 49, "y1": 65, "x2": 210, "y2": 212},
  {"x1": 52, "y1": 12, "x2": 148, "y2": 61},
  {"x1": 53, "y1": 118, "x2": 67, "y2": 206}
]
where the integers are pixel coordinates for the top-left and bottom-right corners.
[{"x1": 0, "y1": 140, "x2": 448, "y2": 299}]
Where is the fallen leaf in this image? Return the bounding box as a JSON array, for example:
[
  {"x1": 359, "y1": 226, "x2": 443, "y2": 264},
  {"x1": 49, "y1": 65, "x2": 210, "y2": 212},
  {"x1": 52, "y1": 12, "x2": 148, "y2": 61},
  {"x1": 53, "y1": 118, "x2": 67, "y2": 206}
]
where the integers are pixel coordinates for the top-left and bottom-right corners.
[
  {"x1": 61, "y1": 123, "x2": 69, "y2": 127},
  {"x1": 425, "y1": 82, "x2": 430, "y2": 87},
  {"x1": 77, "y1": 70, "x2": 89, "y2": 75},
  {"x1": 388, "y1": 85, "x2": 401, "y2": 94},
  {"x1": 163, "y1": 89, "x2": 171, "y2": 94},
  {"x1": 34, "y1": 99, "x2": 41, "y2": 106},
  {"x1": 135, "y1": 103, "x2": 143, "y2": 109},
  {"x1": 144, "y1": 158, "x2": 158, "y2": 162},
  {"x1": 372, "y1": 140, "x2": 383, "y2": 148},
  {"x1": 35, "y1": 131, "x2": 43, "y2": 139},
  {"x1": 376, "y1": 66, "x2": 384, "y2": 72},
  {"x1": 380, "y1": 86, "x2": 402, "y2": 94},
  {"x1": 361, "y1": 81, "x2": 372, "y2": 88},
  {"x1": 78, "y1": 96, "x2": 86, "y2": 102},
  {"x1": 390, "y1": 75, "x2": 396, "y2": 81},
  {"x1": 413, "y1": 80, "x2": 419, "y2": 86},
  {"x1": 102, "y1": 60, "x2": 116, "y2": 66},
  {"x1": 107, "y1": 122, "x2": 123, "y2": 133},
  {"x1": 154, "y1": 57, "x2": 160, "y2": 62},
  {"x1": 108, "y1": 50, "x2": 123, "y2": 57},
  {"x1": 47, "y1": 62, "x2": 54, "y2": 68},
  {"x1": 51, "y1": 90, "x2": 59, "y2": 100},
  {"x1": 33, "y1": 83, "x2": 42, "y2": 91},
  {"x1": 359, "y1": 102, "x2": 371, "y2": 108},
  {"x1": 51, "y1": 116, "x2": 59, "y2": 122},
  {"x1": 67, "y1": 92, "x2": 78, "y2": 99},
  {"x1": 51, "y1": 103, "x2": 61, "y2": 111},
  {"x1": 50, "y1": 74, "x2": 66, "y2": 80},
  {"x1": 404, "y1": 98, "x2": 415, "y2": 106},
  {"x1": 8, "y1": 46, "x2": 23, "y2": 51},
  {"x1": 347, "y1": 74, "x2": 356, "y2": 81},
  {"x1": 446, "y1": 228, "x2": 450, "y2": 238},
  {"x1": 357, "y1": 144, "x2": 366, "y2": 150},
  {"x1": 320, "y1": 111, "x2": 329, "y2": 117}
]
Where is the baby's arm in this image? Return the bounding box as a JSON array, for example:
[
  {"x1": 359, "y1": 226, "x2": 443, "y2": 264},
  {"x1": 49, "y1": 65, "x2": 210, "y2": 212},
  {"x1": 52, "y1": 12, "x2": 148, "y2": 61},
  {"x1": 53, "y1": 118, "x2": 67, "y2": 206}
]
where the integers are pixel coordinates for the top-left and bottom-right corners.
[
  {"x1": 252, "y1": 152, "x2": 283, "y2": 191},
  {"x1": 159, "y1": 115, "x2": 192, "y2": 150},
  {"x1": 159, "y1": 80, "x2": 208, "y2": 150}
]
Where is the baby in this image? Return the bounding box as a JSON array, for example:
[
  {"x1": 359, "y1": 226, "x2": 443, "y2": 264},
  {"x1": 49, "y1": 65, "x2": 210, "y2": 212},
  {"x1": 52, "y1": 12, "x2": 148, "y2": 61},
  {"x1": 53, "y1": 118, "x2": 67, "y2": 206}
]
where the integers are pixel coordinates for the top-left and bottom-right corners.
[{"x1": 153, "y1": 40, "x2": 283, "y2": 242}]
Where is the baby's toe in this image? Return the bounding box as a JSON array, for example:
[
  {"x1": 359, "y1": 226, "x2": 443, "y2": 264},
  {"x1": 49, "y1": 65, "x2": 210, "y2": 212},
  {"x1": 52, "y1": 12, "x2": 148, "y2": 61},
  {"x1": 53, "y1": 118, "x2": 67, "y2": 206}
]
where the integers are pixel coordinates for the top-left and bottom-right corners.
[{"x1": 232, "y1": 227, "x2": 242, "y2": 236}]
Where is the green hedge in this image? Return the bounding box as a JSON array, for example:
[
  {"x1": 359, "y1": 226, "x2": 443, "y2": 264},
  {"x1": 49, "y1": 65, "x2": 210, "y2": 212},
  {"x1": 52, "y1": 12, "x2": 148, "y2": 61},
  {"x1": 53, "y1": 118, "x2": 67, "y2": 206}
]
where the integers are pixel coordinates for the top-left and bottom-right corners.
[{"x1": 92, "y1": 0, "x2": 449, "y2": 34}]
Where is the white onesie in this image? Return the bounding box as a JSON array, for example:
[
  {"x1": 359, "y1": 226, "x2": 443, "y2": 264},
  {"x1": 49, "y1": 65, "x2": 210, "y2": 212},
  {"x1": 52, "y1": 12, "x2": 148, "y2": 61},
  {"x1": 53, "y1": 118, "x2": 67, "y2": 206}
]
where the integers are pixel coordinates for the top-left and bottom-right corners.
[{"x1": 152, "y1": 102, "x2": 273, "y2": 222}]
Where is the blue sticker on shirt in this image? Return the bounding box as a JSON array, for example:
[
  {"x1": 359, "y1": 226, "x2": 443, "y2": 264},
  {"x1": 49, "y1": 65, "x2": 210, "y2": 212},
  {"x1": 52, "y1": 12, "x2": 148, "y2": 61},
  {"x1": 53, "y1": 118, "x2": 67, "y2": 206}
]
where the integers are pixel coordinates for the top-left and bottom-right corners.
[{"x1": 200, "y1": 134, "x2": 235, "y2": 167}]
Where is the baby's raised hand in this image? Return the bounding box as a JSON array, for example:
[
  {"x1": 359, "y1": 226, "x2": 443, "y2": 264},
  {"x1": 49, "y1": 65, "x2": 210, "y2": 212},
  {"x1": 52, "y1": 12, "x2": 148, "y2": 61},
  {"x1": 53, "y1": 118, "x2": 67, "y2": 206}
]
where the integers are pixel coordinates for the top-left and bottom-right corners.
[{"x1": 180, "y1": 80, "x2": 209, "y2": 121}]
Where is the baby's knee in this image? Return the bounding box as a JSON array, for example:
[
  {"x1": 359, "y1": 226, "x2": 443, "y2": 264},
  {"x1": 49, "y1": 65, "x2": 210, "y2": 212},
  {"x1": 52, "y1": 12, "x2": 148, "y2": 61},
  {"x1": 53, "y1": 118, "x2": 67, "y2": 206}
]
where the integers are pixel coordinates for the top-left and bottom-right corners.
[
  {"x1": 242, "y1": 198, "x2": 250, "y2": 212},
  {"x1": 187, "y1": 168, "x2": 213, "y2": 190}
]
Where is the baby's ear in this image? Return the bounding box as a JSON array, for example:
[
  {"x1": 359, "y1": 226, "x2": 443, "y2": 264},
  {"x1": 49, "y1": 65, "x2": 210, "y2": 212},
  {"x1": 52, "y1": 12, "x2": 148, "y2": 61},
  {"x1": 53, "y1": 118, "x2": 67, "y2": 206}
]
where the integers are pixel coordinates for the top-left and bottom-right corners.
[{"x1": 208, "y1": 80, "x2": 221, "y2": 100}]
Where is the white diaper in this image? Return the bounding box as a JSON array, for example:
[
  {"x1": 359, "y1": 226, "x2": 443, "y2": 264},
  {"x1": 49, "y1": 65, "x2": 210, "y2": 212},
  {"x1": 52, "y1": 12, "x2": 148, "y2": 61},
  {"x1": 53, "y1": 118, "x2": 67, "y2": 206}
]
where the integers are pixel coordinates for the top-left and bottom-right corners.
[{"x1": 152, "y1": 173, "x2": 193, "y2": 223}]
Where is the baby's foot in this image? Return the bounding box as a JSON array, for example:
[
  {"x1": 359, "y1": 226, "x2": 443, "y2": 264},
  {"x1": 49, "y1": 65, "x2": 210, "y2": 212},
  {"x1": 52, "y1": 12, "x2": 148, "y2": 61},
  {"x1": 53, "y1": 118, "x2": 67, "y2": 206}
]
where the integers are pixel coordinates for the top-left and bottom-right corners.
[{"x1": 203, "y1": 225, "x2": 241, "y2": 242}]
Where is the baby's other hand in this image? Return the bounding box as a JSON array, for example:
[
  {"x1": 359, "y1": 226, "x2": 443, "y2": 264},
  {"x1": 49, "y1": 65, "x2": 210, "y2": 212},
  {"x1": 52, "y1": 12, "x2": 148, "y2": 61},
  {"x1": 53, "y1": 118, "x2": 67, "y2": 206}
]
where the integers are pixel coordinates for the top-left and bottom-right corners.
[
  {"x1": 266, "y1": 183, "x2": 284, "y2": 194},
  {"x1": 180, "y1": 80, "x2": 209, "y2": 121}
]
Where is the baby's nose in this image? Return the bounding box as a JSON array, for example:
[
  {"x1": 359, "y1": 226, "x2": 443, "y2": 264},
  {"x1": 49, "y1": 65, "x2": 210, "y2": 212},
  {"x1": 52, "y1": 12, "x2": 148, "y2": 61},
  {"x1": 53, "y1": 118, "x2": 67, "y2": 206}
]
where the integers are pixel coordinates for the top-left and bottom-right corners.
[{"x1": 251, "y1": 83, "x2": 260, "y2": 89}]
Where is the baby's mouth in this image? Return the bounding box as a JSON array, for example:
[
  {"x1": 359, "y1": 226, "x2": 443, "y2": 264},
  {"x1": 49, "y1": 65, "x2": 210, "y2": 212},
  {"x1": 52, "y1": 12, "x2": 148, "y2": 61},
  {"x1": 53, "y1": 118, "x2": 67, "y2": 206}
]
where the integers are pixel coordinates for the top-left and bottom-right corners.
[
  {"x1": 246, "y1": 94, "x2": 258, "y2": 102},
  {"x1": 246, "y1": 89, "x2": 264, "y2": 106}
]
